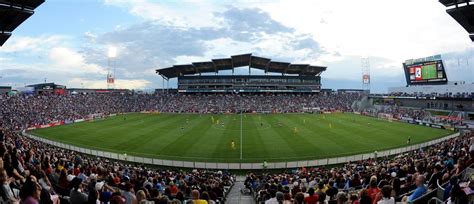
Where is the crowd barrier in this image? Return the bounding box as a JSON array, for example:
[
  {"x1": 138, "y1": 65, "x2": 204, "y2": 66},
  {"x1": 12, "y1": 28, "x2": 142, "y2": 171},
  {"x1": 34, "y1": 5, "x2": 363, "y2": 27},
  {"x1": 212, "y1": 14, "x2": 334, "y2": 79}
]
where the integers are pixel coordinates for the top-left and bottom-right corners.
[{"x1": 23, "y1": 131, "x2": 460, "y2": 170}]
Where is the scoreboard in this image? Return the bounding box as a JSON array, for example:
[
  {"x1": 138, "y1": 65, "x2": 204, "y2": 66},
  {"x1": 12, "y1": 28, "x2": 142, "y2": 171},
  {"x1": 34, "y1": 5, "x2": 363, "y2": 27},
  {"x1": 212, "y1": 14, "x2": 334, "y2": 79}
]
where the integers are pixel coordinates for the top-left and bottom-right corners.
[{"x1": 403, "y1": 55, "x2": 448, "y2": 85}]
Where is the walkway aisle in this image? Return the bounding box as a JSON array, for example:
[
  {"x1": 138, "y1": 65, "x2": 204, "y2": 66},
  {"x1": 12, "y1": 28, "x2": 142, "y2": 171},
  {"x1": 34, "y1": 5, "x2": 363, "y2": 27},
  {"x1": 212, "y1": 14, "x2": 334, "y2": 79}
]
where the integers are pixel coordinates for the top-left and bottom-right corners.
[{"x1": 226, "y1": 175, "x2": 254, "y2": 204}]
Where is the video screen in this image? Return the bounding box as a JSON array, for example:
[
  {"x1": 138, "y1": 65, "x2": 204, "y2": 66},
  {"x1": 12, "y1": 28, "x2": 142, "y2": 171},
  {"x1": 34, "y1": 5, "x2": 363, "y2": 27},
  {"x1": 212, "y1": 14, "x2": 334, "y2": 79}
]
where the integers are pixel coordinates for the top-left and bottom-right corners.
[{"x1": 403, "y1": 56, "x2": 448, "y2": 85}]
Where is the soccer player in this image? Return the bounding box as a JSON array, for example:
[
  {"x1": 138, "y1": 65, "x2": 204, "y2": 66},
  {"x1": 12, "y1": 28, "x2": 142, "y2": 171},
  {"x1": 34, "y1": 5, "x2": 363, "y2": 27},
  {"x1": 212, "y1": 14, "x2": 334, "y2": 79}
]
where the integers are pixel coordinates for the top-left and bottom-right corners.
[
  {"x1": 231, "y1": 140, "x2": 235, "y2": 150},
  {"x1": 407, "y1": 137, "x2": 411, "y2": 144},
  {"x1": 293, "y1": 127, "x2": 298, "y2": 134}
]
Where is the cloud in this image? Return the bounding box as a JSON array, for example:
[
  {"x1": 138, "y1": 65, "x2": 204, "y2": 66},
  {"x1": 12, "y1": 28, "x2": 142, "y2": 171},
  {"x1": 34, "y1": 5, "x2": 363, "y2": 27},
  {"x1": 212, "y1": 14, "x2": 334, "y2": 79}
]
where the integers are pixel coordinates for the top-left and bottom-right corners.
[
  {"x1": 216, "y1": 7, "x2": 294, "y2": 37},
  {"x1": 99, "y1": 0, "x2": 473, "y2": 92},
  {"x1": 49, "y1": 47, "x2": 107, "y2": 75},
  {"x1": 253, "y1": 0, "x2": 472, "y2": 60},
  {"x1": 439, "y1": 47, "x2": 474, "y2": 83},
  {"x1": 3, "y1": 0, "x2": 473, "y2": 92},
  {"x1": 68, "y1": 78, "x2": 151, "y2": 89},
  {"x1": 0, "y1": 35, "x2": 109, "y2": 88},
  {"x1": 104, "y1": 0, "x2": 221, "y2": 28},
  {"x1": 80, "y1": 6, "x2": 325, "y2": 89},
  {"x1": 0, "y1": 35, "x2": 68, "y2": 53}
]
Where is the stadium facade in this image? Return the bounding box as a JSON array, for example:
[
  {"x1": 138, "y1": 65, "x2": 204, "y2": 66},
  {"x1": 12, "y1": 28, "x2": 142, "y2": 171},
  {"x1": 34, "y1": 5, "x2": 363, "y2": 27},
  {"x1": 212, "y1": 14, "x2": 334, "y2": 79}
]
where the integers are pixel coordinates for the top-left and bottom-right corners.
[
  {"x1": 156, "y1": 53, "x2": 326, "y2": 93},
  {"x1": 0, "y1": 0, "x2": 44, "y2": 46}
]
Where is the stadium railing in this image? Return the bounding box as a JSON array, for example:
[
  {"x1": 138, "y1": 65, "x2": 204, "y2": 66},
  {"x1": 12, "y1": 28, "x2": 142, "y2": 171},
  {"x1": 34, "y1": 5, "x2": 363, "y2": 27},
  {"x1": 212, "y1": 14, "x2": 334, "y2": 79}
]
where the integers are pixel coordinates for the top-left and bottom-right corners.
[{"x1": 22, "y1": 131, "x2": 461, "y2": 170}]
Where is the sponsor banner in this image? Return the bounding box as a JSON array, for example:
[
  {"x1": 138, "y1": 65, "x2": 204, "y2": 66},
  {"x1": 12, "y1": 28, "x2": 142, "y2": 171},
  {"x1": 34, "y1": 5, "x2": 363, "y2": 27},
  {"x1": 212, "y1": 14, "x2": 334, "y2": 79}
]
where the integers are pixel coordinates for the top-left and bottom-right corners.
[
  {"x1": 26, "y1": 127, "x2": 36, "y2": 131},
  {"x1": 40, "y1": 124, "x2": 50, "y2": 129},
  {"x1": 323, "y1": 112, "x2": 332, "y2": 114},
  {"x1": 353, "y1": 112, "x2": 361, "y2": 115},
  {"x1": 405, "y1": 120, "x2": 447, "y2": 129},
  {"x1": 74, "y1": 119, "x2": 85, "y2": 123},
  {"x1": 109, "y1": 114, "x2": 117, "y2": 117},
  {"x1": 49, "y1": 121, "x2": 64, "y2": 127},
  {"x1": 64, "y1": 120, "x2": 74, "y2": 124}
]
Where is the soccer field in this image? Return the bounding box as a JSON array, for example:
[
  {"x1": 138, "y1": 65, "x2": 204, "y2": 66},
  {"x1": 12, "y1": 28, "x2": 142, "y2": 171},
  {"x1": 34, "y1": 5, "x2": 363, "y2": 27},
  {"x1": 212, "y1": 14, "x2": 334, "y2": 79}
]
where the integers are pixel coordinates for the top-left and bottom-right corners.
[{"x1": 30, "y1": 113, "x2": 452, "y2": 163}]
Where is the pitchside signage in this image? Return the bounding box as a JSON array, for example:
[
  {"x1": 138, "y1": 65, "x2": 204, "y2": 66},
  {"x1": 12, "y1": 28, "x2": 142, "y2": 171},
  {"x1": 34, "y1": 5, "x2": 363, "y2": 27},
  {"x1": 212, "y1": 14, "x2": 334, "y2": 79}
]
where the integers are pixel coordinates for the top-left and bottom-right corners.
[{"x1": 403, "y1": 55, "x2": 448, "y2": 85}]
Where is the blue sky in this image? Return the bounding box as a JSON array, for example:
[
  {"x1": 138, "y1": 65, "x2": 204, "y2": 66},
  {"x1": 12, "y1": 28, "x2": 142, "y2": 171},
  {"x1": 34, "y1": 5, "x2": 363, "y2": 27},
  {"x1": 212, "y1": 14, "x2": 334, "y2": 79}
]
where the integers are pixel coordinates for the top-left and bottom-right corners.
[{"x1": 0, "y1": 0, "x2": 473, "y2": 92}]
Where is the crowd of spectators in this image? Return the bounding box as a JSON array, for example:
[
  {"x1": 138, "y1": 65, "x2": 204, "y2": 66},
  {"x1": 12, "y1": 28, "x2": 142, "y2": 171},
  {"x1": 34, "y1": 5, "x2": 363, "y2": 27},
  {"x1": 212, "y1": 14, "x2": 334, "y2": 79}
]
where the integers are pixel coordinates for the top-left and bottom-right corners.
[
  {"x1": 250, "y1": 131, "x2": 473, "y2": 204},
  {"x1": 363, "y1": 105, "x2": 468, "y2": 128},
  {"x1": 0, "y1": 91, "x2": 469, "y2": 204},
  {"x1": 372, "y1": 92, "x2": 474, "y2": 99},
  {"x1": 0, "y1": 128, "x2": 234, "y2": 204},
  {"x1": 0, "y1": 92, "x2": 362, "y2": 130},
  {"x1": 0, "y1": 92, "x2": 244, "y2": 204},
  {"x1": 0, "y1": 94, "x2": 167, "y2": 130},
  {"x1": 363, "y1": 106, "x2": 431, "y2": 121},
  {"x1": 160, "y1": 93, "x2": 361, "y2": 113}
]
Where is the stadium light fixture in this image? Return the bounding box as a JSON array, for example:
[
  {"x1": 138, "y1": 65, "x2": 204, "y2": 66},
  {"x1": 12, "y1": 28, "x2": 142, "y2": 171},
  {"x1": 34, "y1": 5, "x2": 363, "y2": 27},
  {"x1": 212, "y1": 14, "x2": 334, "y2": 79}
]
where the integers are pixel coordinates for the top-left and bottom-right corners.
[{"x1": 108, "y1": 46, "x2": 118, "y2": 58}]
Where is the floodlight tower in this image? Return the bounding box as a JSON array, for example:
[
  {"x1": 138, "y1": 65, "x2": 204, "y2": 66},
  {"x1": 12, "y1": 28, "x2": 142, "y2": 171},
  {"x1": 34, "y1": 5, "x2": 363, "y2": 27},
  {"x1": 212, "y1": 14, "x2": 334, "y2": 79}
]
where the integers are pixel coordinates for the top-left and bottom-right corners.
[
  {"x1": 361, "y1": 57, "x2": 370, "y2": 92},
  {"x1": 107, "y1": 47, "x2": 117, "y2": 89}
]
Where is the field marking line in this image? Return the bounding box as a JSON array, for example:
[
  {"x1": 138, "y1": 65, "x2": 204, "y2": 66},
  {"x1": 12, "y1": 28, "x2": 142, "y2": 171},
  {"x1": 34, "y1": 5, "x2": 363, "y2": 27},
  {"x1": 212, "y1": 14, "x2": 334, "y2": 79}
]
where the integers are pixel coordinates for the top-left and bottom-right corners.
[
  {"x1": 240, "y1": 111, "x2": 243, "y2": 160},
  {"x1": 28, "y1": 131, "x2": 454, "y2": 161}
]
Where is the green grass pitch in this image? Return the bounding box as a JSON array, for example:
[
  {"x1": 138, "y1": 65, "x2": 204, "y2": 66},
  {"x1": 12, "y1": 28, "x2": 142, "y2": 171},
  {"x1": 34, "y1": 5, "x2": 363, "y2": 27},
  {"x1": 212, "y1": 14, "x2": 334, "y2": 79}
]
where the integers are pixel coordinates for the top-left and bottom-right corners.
[{"x1": 30, "y1": 113, "x2": 452, "y2": 163}]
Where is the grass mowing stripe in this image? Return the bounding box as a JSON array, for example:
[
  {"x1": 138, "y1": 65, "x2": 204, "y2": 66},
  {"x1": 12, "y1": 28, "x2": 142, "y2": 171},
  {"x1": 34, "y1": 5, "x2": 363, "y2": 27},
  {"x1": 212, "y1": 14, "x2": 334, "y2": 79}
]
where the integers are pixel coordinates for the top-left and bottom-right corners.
[
  {"x1": 257, "y1": 115, "x2": 298, "y2": 158},
  {"x1": 210, "y1": 115, "x2": 239, "y2": 162},
  {"x1": 30, "y1": 113, "x2": 453, "y2": 162}
]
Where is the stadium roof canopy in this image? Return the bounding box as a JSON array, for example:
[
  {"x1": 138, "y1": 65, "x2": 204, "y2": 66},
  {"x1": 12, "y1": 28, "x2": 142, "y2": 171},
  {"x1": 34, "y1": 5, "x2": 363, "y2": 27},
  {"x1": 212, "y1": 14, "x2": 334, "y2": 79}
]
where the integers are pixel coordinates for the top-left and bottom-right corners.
[
  {"x1": 439, "y1": 0, "x2": 474, "y2": 41},
  {"x1": 156, "y1": 53, "x2": 327, "y2": 79},
  {"x1": 0, "y1": 0, "x2": 44, "y2": 46}
]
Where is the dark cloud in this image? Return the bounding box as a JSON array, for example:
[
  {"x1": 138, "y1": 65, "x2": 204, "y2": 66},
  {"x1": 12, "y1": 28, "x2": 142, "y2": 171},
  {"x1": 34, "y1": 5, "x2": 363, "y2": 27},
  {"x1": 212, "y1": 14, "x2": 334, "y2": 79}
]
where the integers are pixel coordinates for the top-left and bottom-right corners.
[
  {"x1": 215, "y1": 7, "x2": 294, "y2": 41},
  {"x1": 218, "y1": 7, "x2": 293, "y2": 34},
  {"x1": 81, "y1": 6, "x2": 325, "y2": 87}
]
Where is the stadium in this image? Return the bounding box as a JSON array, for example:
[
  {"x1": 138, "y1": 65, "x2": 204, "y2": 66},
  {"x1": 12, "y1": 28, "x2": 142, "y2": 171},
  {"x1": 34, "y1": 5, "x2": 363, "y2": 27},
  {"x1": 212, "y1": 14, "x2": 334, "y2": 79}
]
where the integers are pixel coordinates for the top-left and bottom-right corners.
[{"x1": 0, "y1": 1, "x2": 473, "y2": 204}]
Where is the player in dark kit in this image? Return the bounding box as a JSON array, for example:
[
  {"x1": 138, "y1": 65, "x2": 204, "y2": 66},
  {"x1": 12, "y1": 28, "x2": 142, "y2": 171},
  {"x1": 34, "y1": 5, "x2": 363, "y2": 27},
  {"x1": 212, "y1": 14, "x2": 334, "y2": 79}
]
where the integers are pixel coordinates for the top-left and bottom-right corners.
[{"x1": 407, "y1": 137, "x2": 411, "y2": 144}]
